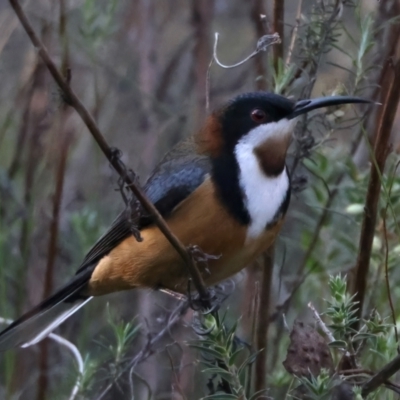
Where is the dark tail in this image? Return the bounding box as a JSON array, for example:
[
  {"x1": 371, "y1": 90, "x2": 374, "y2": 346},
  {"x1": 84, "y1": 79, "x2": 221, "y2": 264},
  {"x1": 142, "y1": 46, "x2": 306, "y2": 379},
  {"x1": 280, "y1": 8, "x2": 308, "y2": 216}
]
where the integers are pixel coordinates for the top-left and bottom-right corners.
[{"x1": 0, "y1": 270, "x2": 92, "y2": 351}]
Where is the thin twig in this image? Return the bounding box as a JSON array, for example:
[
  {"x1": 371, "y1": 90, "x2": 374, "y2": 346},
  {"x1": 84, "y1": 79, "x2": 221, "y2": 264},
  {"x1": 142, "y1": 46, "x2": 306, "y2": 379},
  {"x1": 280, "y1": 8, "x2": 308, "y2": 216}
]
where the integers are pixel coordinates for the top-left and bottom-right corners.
[
  {"x1": 165, "y1": 344, "x2": 188, "y2": 400},
  {"x1": 272, "y1": 0, "x2": 284, "y2": 71},
  {"x1": 285, "y1": 0, "x2": 303, "y2": 67},
  {"x1": 205, "y1": 57, "x2": 213, "y2": 113},
  {"x1": 0, "y1": 317, "x2": 83, "y2": 400},
  {"x1": 245, "y1": 280, "x2": 259, "y2": 398},
  {"x1": 128, "y1": 369, "x2": 153, "y2": 400},
  {"x1": 96, "y1": 301, "x2": 189, "y2": 399},
  {"x1": 307, "y1": 302, "x2": 335, "y2": 343},
  {"x1": 49, "y1": 334, "x2": 84, "y2": 400},
  {"x1": 38, "y1": 6, "x2": 72, "y2": 395},
  {"x1": 212, "y1": 32, "x2": 280, "y2": 69},
  {"x1": 192, "y1": 0, "x2": 214, "y2": 124},
  {"x1": 254, "y1": 250, "x2": 274, "y2": 393},
  {"x1": 38, "y1": 118, "x2": 72, "y2": 400},
  {"x1": 206, "y1": 31, "x2": 280, "y2": 117},
  {"x1": 8, "y1": 0, "x2": 211, "y2": 306},
  {"x1": 250, "y1": 0, "x2": 268, "y2": 91}
]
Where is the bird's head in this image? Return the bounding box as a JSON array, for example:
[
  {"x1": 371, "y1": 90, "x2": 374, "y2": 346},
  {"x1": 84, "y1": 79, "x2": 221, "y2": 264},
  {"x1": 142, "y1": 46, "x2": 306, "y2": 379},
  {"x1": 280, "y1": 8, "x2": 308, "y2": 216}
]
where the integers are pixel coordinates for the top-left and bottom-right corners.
[{"x1": 198, "y1": 92, "x2": 369, "y2": 176}]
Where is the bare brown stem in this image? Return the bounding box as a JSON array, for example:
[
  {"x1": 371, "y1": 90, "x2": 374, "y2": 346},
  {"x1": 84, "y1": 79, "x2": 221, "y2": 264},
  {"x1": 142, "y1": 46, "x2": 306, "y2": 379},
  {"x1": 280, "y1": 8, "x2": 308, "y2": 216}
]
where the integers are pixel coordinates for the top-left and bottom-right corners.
[
  {"x1": 254, "y1": 249, "x2": 274, "y2": 393},
  {"x1": 362, "y1": 353, "x2": 400, "y2": 396},
  {"x1": 37, "y1": 4, "x2": 71, "y2": 398},
  {"x1": 383, "y1": 161, "x2": 400, "y2": 348},
  {"x1": 250, "y1": 0, "x2": 268, "y2": 90},
  {"x1": 352, "y1": 58, "x2": 400, "y2": 325},
  {"x1": 272, "y1": 0, "x2": 284, "y2": 71},
  {"x1": 192, "y1": 0, "x2": 214, "y2": 125},
  {"x1": 8, "y1": 0, "x2": 211, "y2": 306},
  {"x1": 248, "y1": 3, "x2": 285, "y2": 391},
  {"x1": 285, "y1": 0, "x2": 303, "y2": 67}
]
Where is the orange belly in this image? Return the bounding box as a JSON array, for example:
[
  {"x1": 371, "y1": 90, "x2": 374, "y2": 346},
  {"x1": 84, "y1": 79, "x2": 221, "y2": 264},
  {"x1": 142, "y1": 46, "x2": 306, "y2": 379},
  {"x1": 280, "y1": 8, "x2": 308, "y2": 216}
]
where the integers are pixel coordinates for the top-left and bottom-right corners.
[{"x1": 88, "y1": 178, "x2": 283, "y2": 295}]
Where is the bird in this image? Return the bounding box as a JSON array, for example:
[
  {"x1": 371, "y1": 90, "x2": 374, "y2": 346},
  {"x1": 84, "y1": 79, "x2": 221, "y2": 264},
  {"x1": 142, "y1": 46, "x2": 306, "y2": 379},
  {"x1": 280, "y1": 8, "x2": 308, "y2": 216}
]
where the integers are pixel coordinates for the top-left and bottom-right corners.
[{"x1": 0, "y1": 91, "x2": 369, "y2": 351}]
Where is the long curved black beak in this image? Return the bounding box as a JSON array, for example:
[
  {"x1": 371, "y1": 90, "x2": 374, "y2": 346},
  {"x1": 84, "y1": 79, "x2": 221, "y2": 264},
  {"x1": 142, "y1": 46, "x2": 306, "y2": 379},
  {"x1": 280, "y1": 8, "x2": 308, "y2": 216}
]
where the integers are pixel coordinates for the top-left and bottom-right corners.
[{"x1": 288, "y1": 96, "x2": 371, "y2": 119}]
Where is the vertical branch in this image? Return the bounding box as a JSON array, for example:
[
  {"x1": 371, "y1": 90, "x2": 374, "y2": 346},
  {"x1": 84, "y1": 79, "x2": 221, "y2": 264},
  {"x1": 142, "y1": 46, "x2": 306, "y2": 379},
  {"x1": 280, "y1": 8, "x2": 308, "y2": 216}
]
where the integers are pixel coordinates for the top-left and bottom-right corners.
[
  {"x1": 37, "y1": 126, "x2": 72, "y2": 400},
  {"x1": 244, "y1": 2, "x2": 284, "y2": 392},
  {"x1": 9, "y1": 39, "x2": 49, "y2": 400},
  {"x1": 254, "y1": 248, "x2": 274, "y2": 393},
  {"x1": 137, "y1": 0, "x2": 159, "y2": 170},
  {"x1": 7, "y1": 79, "x2": 36, "y2": 180},
  {"x1": 272, "y1": 0, "x2": 284, "y2": 71},
  {"x1": 352, "y1": 58, "x2": 400, "y2": 326},
  {"x1": 285, "y1": 0, "x2": 303, "y2": 67},
  {"x1": 17, "y1": 59, "x2": 48, "y2": 315},
  {"x1": 357, "y1": 0, "x2": 400, "y2": 154},
  {"x1": 293, "y1": 0, "x2": 400, "y2": 285},
  {"x1": 351, "y1": 1, "x2": 400, "y2": 325},
  {"x1": 382, "y1": 161, "x2": 400, "y2": 346},
  {"x1": 252, "y1": 2, "x2": 283, "y2": 391},
  {"x1": 250, "y1": 0, "x2": 268, "y2": 90},
  {"x1": 192, "y1": 0, "x2": 214, "y2": 124},
  {"x1": 37, "y1": 2, "x2": 71, "y2": 399}
]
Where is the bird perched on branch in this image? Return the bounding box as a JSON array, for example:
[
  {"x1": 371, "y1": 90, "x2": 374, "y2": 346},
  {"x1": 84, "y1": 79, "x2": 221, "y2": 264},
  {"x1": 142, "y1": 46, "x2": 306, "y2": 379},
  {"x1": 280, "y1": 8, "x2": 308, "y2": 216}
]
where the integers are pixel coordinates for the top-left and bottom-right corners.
[{"x1": 0, "y1": 92, "x2": 368, "y2": 350}]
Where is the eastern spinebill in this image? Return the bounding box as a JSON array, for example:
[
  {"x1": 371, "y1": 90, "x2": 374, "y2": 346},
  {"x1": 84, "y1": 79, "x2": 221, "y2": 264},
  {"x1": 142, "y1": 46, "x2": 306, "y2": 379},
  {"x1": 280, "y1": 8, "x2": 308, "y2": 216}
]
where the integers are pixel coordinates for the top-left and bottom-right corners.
[{"x1": 0, "y1": 92, "x2": 369, "y2": 350}]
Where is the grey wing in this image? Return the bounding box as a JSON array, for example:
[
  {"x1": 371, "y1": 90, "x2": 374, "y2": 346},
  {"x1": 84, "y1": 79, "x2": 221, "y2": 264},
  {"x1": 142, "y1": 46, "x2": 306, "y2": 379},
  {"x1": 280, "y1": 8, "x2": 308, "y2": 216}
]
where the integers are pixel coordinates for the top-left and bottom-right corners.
[{"x1": 75, "y1": 138, "x2": 211, "y2": 273}]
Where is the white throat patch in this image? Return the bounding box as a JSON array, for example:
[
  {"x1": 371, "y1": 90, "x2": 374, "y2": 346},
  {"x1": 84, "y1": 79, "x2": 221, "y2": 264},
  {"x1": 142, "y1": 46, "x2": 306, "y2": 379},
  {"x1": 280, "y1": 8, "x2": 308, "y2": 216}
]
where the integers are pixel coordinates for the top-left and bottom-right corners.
[{"x1": 234, "y1": 118, "x2": 295, "y2": 241}]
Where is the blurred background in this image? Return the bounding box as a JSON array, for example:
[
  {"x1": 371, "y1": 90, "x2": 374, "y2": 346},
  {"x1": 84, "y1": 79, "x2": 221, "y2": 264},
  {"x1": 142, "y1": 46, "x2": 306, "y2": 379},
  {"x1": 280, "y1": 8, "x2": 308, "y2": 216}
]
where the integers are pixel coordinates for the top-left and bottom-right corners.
[{"x1": 1, "y1": 0, "x2": 400, "y2": 399}]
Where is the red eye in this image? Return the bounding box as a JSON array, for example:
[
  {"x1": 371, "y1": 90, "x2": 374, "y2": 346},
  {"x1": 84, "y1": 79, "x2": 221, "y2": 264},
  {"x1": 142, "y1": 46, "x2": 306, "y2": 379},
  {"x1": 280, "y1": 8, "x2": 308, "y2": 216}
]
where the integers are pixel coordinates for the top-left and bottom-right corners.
[{"x1": 251, "y1": 109, "x2": 267, "y2": 123}]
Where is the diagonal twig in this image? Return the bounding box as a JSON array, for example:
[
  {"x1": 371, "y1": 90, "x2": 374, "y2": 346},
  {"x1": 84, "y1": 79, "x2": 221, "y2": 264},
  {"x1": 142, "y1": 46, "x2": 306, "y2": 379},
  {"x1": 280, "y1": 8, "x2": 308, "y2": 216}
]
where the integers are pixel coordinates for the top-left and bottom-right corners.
[
  {"x1": 362, "y1": 353, "x2": 400, "y2": 397},
  {"x1": 8, "y1": 0, "x2": 211, "y2": 306}
]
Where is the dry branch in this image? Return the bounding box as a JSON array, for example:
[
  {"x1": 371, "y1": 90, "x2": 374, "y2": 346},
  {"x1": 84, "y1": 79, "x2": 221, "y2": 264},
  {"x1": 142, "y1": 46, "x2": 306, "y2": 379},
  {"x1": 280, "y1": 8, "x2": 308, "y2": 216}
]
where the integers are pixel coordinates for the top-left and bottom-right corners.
[
  {"x1": 272, "y1": 0, "x2": 284, "y2": 71},
  {"x1": 8, "y1": 0, "x2": 211, "y2": 306},
  {"x1": 250, "y1": 0, "x2": 268, "y2": 90},
  {"x1": 352, "y1": 58, "x2": 400, "y2": 324},
  {"x1": 254, "y1": 249, "x2": 274, "y2": 393},
  {"x1": 362, "y1": 353, "x2": 400, "y2": 396}
]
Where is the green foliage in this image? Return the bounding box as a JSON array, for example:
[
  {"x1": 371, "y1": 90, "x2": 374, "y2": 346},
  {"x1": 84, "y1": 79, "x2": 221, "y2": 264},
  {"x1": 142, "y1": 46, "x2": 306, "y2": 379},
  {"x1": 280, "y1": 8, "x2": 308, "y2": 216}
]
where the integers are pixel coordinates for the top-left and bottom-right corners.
[
  {"x1": 80, "y1": 0, "x2": 118, "y2": 49},
  {"x1": 270, "y1": 59, "x2": 295, "y2": 95},
  {"x1": 105, "y1": 304, "x2": 141, "y2": 364},
  {"x1": 324, "y1": 275, "x2": 359, "y2": 340},
  {"x1": 287, "y1": 274, "x2": 399, "y2": 399},
  {"x1": 190, "y1": 312, "x2": 263, "y2": 400},
  {"x1": 296, "y1": 369, "x2": 338, "y2": 400},
  {"x1": 77, "y1": 308, "x2": 141, "y2": 398},
  {"x1": 77, "y1": 355, "x2": 100, "y2": 395},
  {"x1": 69, "y1": 207, "x2": 105, "y2": 256}
]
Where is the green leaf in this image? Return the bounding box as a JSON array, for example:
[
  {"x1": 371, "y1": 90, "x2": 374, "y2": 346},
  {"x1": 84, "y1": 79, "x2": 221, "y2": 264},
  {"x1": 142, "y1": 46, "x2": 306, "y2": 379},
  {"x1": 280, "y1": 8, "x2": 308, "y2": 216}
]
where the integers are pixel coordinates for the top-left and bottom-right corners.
[
  {"x1": 201, "y1": 394, "x2": 238, "y2": 400},
  {"x1": 189, "y1": 344, "x2": 225, "y2": 359},
  {"x1": 352, "y1": 333, "x2": 374, "y2": 341},
  {"x1": 228, "y1": 348, "x2": 243, "y2": 366},
  {"x1": 202, "y1": 368, "x2": 234, "y2": 383},
  {"x1": 249, "y1": 388, "x2": 269, "y2": 400},
  {"x1": 328, "y1": 340, "x2": 347, "y2": 348}
]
